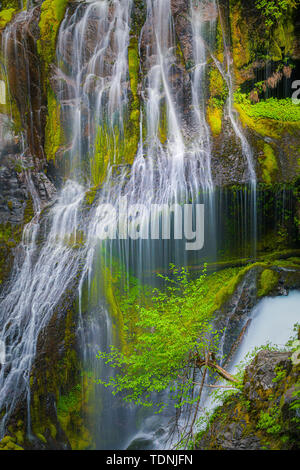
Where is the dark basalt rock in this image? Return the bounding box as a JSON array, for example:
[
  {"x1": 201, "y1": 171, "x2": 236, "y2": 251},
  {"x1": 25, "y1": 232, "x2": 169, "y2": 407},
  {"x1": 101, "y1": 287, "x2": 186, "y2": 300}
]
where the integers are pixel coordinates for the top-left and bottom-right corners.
[
  {"x1": 197, "y1": 350, "x2": 300, "y2": 450},
  {"x1": 243, "y1": 350, "x2": 292, "y2": 399},
  {"x1": 3, "y1": 7, "x2": 47, "y2": 166}
]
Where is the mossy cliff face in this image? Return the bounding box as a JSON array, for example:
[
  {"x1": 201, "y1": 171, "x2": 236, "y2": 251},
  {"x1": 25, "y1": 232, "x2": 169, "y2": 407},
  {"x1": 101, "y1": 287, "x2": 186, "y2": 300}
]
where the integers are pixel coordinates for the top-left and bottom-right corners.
[
  {"x1": 1, "y1": 6, "x2": 48, "y2": 165},
  {"x1": 209, "y1": 0, "x2": 300, "y2": 186},
  {"x1": 1, "y1": 283, "x2": 94, "y2": 450},
  {"x1": 196, "y1": 349, "x2": 300, "y2": 450}
]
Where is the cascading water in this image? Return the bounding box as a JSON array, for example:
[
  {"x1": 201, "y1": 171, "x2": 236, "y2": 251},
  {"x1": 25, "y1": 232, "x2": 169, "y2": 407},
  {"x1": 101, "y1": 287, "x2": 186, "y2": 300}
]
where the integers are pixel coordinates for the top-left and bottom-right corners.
[
  {"x1": 1, "y1": 0, "x2": 295, "y2": 451},
  {"x1": 0, "y1": 180, "x2": 85, "y2": 437}
]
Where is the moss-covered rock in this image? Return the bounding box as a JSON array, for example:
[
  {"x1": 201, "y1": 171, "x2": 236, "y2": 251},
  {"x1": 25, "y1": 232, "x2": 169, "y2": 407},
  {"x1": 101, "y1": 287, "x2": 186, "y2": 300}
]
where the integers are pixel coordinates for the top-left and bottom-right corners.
[
  {"x1": 258, "y1": 269, "x2": 280, "y2": 297},
  {"x1": 196, "y1": 349, "x2": 300, "y2": 450},
  {"x1": 0, "y1": 8, "x2": 16, "y2": 30}
]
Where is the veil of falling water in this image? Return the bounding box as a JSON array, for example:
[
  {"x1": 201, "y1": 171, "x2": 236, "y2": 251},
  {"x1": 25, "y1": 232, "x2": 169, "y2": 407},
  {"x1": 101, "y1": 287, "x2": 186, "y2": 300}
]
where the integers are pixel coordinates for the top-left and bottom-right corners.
[{"x1": 0, "y1": 0, "x2": 259, "y2": 449}]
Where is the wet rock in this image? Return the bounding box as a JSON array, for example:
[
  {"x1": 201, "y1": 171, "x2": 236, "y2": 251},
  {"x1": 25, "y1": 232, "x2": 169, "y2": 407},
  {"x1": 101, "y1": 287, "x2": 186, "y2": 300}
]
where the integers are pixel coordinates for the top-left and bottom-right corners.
[
  {"x1": 243, "y1": 350, "x2": 292, "y2": 400},
  {"x1": 3, "y1": 8, "x2": 47, "y2": 164},
  {"x1": 197, "y1": 350, "x2": 300, "y2": 450}
]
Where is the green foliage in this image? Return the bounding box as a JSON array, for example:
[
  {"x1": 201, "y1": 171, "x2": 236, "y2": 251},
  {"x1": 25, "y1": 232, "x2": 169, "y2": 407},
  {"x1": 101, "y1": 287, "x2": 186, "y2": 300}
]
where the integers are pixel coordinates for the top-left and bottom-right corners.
[
  {"x1": 272, "y1": 366, "x2": 287, "y2": 383},
  {"x1": 234, "y1": 93, "x2": 300, "y2": 122},
  {"x1": 255, "y1": 0, "x2": 298, "y2": 28},
  {"x1": 257, "y1": 409, "x2": 281, "y2": 434},
  {"x1": 97, "y1": 265, "x2": 224, "y2": 412},
  {"x1": 57, "y1": 384, "x2": 81, "y2": 415}
]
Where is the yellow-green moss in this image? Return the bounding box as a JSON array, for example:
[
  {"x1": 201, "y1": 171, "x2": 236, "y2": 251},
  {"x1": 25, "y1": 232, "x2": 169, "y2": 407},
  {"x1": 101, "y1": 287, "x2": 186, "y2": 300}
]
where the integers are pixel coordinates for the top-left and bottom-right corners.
[
  {"x1": 234, "y1": 102, "x2": 300, "y2": 139},
  {"x1": 84, "y1": 187, "x2": 97, "y2": 206},
  {"x1": 259, "y1": 143, "x2": 278, "y2": 184},
  {"x1": 0, "y1": 435, "x2": 23, "y2": 451},
  {"x1": 128, "y1": 37, "x2": 139, "y2": 115},
  {"x1": 209, "y1": 68, "x2": 227, "y2": 100},
  {"x1": 44, "y1": 88, "x2": 63, "y2": 162},
  {"x1": 127, "y1": 36, "x2": 140, "y2": 160},
  {"x1": 270, "y1": 16, "x2": 295, "y2": 61},
  {"x1": 207, "y1": 104, "x2": 222, "y2": 136},
  {"x1": 215, "y1": 18, "x2": 224, "y2": 63},
  {"x1": 91, "y1": 120, "x2": 138, "y2": 187},
  {"x1": 207, "y1": 66, "x2": 227, "y2": 136},
  {"x1": 229, "y1": 0, "x2": 252, "y2": 82},
  {"x1": 37, "y1": 0, "x2": 68, "y2": 74},
  {"x1": 0, "y1": 8, "x2": 16, "y2": 29},
  {"x1": 258, "y1": 269, "x2": 280, "y2": 297},
  {"x1": 158, "y1": 101, "x2": 168, "y2": 144}
]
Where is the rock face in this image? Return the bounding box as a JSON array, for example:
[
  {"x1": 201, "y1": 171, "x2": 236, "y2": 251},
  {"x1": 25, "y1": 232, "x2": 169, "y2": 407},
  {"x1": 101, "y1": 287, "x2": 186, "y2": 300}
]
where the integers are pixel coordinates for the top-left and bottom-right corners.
[
  {"x1": 197, "y1": 350, "x2": 300, "y2": 450},
  {"x1": 2, "y1": 7, "x2": 47, "y2": 166},
  {"x1": 0, "y1": 142, "x2": 56, "y2": 285}
]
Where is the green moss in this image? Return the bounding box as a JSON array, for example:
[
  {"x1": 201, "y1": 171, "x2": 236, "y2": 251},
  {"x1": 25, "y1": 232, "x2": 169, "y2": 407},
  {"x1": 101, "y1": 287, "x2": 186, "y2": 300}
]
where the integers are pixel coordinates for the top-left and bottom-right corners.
[
  {"x1": 207, "y1": 66, "x2": 227, "y2": 136},
  {"x1": 258, "y1": 269, "x2": 280, "y2": 297},
  {"x1": 57, "y1": 376, "x2": 93, "y2": 450},
  {"x1": 158, "y1": 101, "x2": 168, "y2": 144},
  {"x1": 84, "y1": 187, "x2": 97, "y2": 206},
  {"x1": 126, "y1": 36, "x2": 140, "y2": 161},
  {"x1": 0, "y1": 435, "x2": 23, "y2": 450},
  {"x1": 128, "y1": 37, "x2": 139, "y2": 114},
  {"x1": 230, "y1": 0, "x2": 252, "y2": 81},
  {"x1": 215, "y1": 18, "x2": 224, "y2": 63},
  {"x1": 37, "y1": 0, "x2": 68, "y2": 75},
  {"x1": 29, "y1": 303, "x2": 82, "y2": 448},
  {"x1": 234, "y1": 101, "x2": 300, "y2": 139},
  {"x1": 91, "y1": 119, "x2": 138, "y2": 187},
  {"x1": 259, "y1": 143, "x2": 278, "y2": 184},
  {"x1": 207, "y1": 104, "x2": 222, "y2": 136},
  {"x1": 1, "y1": 0, "x2": 19, "y2": 8},
  {"x1": 44, "y1": 88, "x2": 63, "y2": 162},
  {"x1": 0, "y1": 8, "x2": 16, "y2": 29},
  {"x1": 235, "y1": 95, "x2": 300, "y2": 122}
]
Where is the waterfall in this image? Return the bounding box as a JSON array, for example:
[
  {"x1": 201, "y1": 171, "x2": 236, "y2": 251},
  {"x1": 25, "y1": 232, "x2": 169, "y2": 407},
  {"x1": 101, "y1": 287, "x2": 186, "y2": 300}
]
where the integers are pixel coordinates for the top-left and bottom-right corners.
[
  {"x1": 0, "y1": 0, "x2": 269, "y2": 449},
  {"x1": 0, "y1": 181, "x2": 86, "y2": 437}
]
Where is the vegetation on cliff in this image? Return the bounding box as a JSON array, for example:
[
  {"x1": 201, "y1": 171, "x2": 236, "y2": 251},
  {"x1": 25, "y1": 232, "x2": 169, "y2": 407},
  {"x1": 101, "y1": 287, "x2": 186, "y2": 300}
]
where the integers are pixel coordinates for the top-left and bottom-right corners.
[{"x1": 196, "y1": 343, "x2": 300, "y2": 450}]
